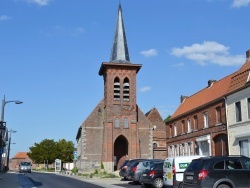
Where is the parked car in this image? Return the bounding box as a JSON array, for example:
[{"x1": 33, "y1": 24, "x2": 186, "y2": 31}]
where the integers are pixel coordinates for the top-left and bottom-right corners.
[
  {"x1": 127, "y1": 159, "x2": 164, "y2": 183},
  {"x1": 183, "y1": 155, "x2": 250, "y2": 188},
  {"x1": 19, "y1": 161, "x2": 32, "y2": 173},
  {"x1": 140, "y1": 161, "x2": 164, "y2": 188},
  {"x1": 119, "y1": 158, "x2": 145, "y2": 180},
  {"x1": 163, "y1": 155, "x2": 205, "y2": 188}
]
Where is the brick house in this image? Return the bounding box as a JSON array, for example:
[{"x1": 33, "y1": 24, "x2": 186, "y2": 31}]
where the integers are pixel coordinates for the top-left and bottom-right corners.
[
  {"x1": 9, "y1": 152, "x2": 32, "y2": 170},
  {"x1": 226, "y1": 50, "x2": 250, "y2": 157},
  {"x1": 75, "y1": 4, "x2": 166, "y2": 172},
  {"x1": 166, "y1": 76, "x2": 231, "y2": 157}
]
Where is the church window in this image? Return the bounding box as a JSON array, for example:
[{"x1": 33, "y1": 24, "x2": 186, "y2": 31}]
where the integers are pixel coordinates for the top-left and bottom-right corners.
[
  {"x1": 115, "y1": 118, "x2": 120, "y2": 128},
  {"x1": 123, "y1": 118, "x2": 129, "y2": 128},
  {"x1": 114, "y1": 77, "x2": 120, "y2": 100},
  {"x1": 123, "y1": 78, "x2": 130, "y2": 101}
]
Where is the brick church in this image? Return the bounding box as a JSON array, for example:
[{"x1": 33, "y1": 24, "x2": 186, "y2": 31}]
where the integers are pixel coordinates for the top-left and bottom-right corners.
[{"x1": 76, "y1": 4, "x2": 166, "y2": 172}]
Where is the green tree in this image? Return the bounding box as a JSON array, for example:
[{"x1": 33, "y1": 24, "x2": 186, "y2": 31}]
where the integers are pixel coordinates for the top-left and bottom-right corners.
[
  {"x1": 28, "y1": 139, "x2": 57, "y2": 164},
  {"x1": 57, "y1": 139, "x2": 74, "y2": 163},
  {"x1": 164, "y1": 115, "x2": 171, "y2": 123},
  {"x1": 27, "y1": 138, "x2": 75, "y2": 165}
]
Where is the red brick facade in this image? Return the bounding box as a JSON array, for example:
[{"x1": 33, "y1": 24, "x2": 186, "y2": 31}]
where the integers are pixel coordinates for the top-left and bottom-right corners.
[{"x1": 76, "y1": 63, "x2": 166, "y2": 172}]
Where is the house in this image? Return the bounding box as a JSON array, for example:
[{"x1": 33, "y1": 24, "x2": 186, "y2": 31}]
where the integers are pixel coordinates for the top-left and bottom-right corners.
[
  {"x1": 226, "y1": 50, "x2": 250, "y2": 157},
  {"x1": 75, "y1": 4, "x2": 166, "y2": 173},
  {"x1": 9, "y1": 152, "x2": 32, "y2": 170},
  {"x1": 166, "y1": 75, "x2": 231, "y2": 156}
]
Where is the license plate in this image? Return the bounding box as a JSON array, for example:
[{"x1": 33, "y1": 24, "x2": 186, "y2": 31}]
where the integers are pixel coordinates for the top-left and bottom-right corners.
[
  {"x1": 168, "y1": 172, "x2": 172, "y2": 179},
  {"x1": 186, "y1": 176, "x2": 193, "y2": 180},
  {"x1": 143, "y1": 174, "x2": 147, "y2": 176}
]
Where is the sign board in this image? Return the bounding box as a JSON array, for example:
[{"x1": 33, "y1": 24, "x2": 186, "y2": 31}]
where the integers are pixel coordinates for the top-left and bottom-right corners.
[
  {"x1": 55, "y1": 159, "x2": 61, "y2": 172},
  {"x1": 73, "y1": 151, "x2": 78, "y2": 161}
]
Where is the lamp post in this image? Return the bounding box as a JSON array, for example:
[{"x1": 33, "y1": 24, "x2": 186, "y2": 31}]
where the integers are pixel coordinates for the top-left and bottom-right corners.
[
  {"x1": 6, "y1": 129, "x2": 16, "y2": 170},
  {"x1": 0, "y1": 95, "x2": 23, "y2": 173}
]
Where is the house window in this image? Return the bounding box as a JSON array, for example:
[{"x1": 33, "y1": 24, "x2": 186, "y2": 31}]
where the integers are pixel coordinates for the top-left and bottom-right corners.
[
  {"x1": 115, "y1": 118, "x2": 120, "y2": 128},
  {"x1": 187, "y1": 118, "x2": 192, "y2": 133},
  {"x1": 174, "y1": 123, "x2": 177, "y2": 136},
  {"x1": 248, "y1": 98, "x2": 250, "y2": 119},
  {"x1": 114, "y1": 77, "x2": 120, "y2": 100},
  {"x1": 239, "y1": 139, "x2": 249, "y2": 157},
  {"x1": 216, "y1": 107, "x2": 222, "y2": 124},
  {"x1": 235, "y1": 101, "x2": 242, "y2": 122},
  {"x1": 174, "y1": 145, "x2": 179, "y2": 156},
  {"x1": 188, "y1": 142, "x2": 194, "y2": 155},
  {"x1": 204, "y1": 112, "x2": 209, "y2": 128},
  {"x1": 200, "y1": 141, "x2": 210, "y2": 156},
  {"x1": 123, "y1": 78, "x2": 130, "y2": 101},
  {"x1": 182, "y1": 120, "x2": 185, "y2": 133},
  {"x1": 123, "y1": 118, "x2": 129, "y2": 128},
  {"x1": 193, "y1": 115, "x2": 198, "y2": 130},
  {"x1": 169, "y1": 125, "x2": 172, "y2": 137}
]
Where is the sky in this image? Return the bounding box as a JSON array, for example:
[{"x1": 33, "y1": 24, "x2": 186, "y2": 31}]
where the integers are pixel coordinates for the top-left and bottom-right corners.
[{"x1": 1, "y1": 0, "x2": 250, "y2": 158}]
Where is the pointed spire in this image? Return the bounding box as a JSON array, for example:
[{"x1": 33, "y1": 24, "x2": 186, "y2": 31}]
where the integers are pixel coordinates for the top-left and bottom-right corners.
[{"x1": 110, "y1": 3, "x2": 130, "y2": 63}]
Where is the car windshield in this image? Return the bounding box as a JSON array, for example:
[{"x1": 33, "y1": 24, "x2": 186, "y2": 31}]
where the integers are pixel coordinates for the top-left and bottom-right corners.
[{"x1": 21, "y1": 162, "x2": 31, "y2": 166}]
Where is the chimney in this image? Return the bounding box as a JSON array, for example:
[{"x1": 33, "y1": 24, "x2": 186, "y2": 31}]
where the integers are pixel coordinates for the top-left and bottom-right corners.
[
  {"x1": 246, "y1": 49, "x2": 250, "y2": 62},
  {"x1": 208, "y1": 80, "x2": 216, "y2": 87},
  {"x1": 181, "y1": 95, "x2": 188, "y2": 103}
]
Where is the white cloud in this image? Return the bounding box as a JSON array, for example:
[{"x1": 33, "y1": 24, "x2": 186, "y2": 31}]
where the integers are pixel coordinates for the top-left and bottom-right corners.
[
  {"x1": 232, "y1": 0, "x2": 250, "y2": 7},
  {"x1": 25, "y1": 0, "x2": 50, "y2": 6},
  {"x1": 0, "y1": 15, "x2": 11, "y2": 21},
  {"x1": 140, "y1": 49, "x2": 158, "y2": 57},
  {"x1": 139, "y1": 86, "x2": 151, "y2": 92},
  {"x1": 171, "y1": 41, "x2": 245, "y2": 66},
  {"x1": 71, "y1": 27, "x2": 85, "y2": 37}
]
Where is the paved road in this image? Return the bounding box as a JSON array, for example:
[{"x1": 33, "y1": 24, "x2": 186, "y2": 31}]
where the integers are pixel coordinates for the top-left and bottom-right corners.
[{"x1": 21, "y1": 171, "x2": 143, "y2": 188}]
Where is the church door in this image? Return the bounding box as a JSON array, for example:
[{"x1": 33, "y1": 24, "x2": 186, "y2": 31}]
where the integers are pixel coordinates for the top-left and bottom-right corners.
[{"x1": 114, "y1": 135, "x2": 128, "y2": 171}]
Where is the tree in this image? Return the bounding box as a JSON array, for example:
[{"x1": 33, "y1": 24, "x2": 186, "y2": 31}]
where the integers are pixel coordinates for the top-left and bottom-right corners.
[
  {"x1": 27, "y1": 138, "x2": 75, "y2": 164},
  {"x1": 56, "y1": 139, "x2": 74, "y2": 163},
  {"x1": 28, "y1": 139, "x2": 57, "y2": 164},
  {"x1": 164, "y1": 115, "x2": 171, "y2": 123}
]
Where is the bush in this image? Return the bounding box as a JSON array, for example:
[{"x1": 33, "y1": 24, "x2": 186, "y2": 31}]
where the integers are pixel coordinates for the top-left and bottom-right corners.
[
  {"x1": 71, "y1": 167, "x2": 78, "y2": 173},
  {"x1": 101, "y1": 162, "x2": 104, "y2": 169}
]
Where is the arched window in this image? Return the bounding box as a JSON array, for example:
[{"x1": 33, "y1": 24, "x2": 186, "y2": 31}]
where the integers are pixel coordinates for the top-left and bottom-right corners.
[
  {"x1": 115, "y1": 118, "x2": 120, "y2": 128},
  {"x1": 114, "y1": 77, "x2": 120, "y2": 100},
  {"x1": 123, "y1": 118, "x2": 129, "y2": 128},
  {"x1": 123, "y1": 78, "x2": 130, "y2": 101}
]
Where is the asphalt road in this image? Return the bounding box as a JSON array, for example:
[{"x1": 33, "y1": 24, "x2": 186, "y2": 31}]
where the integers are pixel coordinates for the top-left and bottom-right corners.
[{"x1": 21, "y1": 172, "x2": 143, "y2": 188}]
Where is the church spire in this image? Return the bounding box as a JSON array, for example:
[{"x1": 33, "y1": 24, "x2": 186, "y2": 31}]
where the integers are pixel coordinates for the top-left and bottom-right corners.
[{"x1": 110, "y1": 3, "x2": 130, "y2": 63}]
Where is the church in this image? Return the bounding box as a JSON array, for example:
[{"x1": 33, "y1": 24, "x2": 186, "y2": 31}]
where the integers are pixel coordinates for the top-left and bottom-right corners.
[{"x1": 76, "y1": 4, "x2": 166, "y2": 172}]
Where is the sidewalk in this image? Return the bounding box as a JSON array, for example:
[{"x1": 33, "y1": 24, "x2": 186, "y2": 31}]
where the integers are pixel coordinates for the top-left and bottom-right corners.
[{"x1": 0, "y1": 171, "x2": 20, "y2": 188}]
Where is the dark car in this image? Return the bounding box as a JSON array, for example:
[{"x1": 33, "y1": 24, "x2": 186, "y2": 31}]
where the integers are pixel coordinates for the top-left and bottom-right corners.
[
  {"x1": 183, "y1": 155, "x2": 250, "y2": 188},
  {"x1": 127, "y1": 159, "x2": 164, "y2": 183},
  {"x1": 19, "y1": 161, "x2": 32, "y2": 173},
  {"x1": 139, "y1": 161, "x2": 164, "y2": 188},
  {"x1": 119, "y1": 158, "x2": 145, "y2": 180}
]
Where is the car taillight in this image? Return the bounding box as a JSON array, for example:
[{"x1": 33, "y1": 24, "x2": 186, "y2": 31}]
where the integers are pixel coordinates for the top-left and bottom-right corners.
[
  {"x1": 132, "y1": 166, "x2": 137, "y2": 173},
  {"x1": 149, "y1": 170, "x2": 156, "y2": 176},
  {"x1": 198, "y1": 170, "x2": 208, "y2": 180},
  {"x1": 172, "y1": 165, "x2": 176, "y2": 174}
]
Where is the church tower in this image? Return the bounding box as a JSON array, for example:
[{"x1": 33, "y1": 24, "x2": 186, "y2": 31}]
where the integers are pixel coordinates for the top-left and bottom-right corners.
[{"x1": 76, "y1": 4, "x2": 166, "y2": 173}]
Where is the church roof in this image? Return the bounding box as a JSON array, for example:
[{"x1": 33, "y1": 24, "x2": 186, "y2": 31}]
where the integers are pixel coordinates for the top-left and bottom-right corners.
[{"x1": 110, "y1": 3, "x2": 130, "y2": 63}]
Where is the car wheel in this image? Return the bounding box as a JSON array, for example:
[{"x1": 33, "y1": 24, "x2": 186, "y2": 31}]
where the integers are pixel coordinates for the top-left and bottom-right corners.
[
  {"x1": 153, "y1": 177, "x2": 163, "y2": 188},
  {"x1": 217, "y1": 184, "x2": 231, "y2": 188}
]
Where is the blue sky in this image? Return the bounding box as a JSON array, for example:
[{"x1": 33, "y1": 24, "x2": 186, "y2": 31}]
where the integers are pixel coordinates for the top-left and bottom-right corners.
[{"x1": 1, "y1": 0, "x2": 249, "y2": 158}]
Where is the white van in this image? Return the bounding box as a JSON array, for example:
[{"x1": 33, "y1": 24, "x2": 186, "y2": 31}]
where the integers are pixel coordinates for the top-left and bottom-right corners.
[{"x1": 163, "y1": 155, "x2": 204, "y2": 188}]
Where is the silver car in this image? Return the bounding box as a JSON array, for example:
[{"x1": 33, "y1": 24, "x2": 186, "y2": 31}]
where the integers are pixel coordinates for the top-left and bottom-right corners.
[{"x1": 19, "y1": 162, "x2": 32, "y2": 173}]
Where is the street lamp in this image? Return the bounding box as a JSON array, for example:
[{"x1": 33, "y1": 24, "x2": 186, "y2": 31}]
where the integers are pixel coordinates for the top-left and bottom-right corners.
[
  {"x1": 6, "y1": 129, "x2": 17, "y2": 170},
  {"x1": 0, "y1": 95, "x2": 23, "y2": 173}
]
